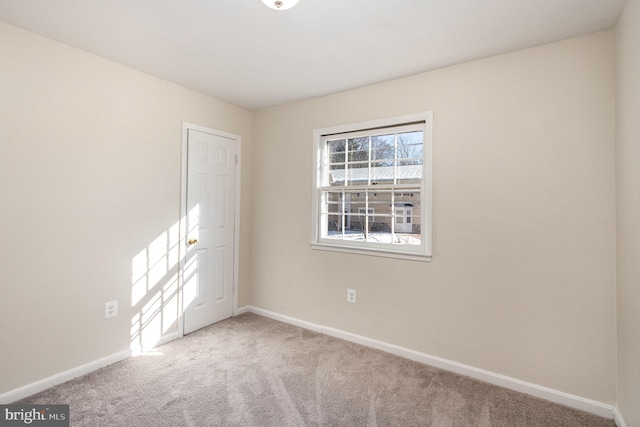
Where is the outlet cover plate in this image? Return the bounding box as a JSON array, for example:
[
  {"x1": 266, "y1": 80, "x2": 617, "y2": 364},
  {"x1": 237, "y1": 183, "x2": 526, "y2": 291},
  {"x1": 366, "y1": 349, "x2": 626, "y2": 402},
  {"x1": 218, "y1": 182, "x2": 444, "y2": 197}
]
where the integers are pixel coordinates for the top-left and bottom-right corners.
[
  {"x1": 347, "y1": 289, "x2": 356, "y2": 303},
  {"x1": 105, "y1": 300, "x2": 118, "y2": 318}
]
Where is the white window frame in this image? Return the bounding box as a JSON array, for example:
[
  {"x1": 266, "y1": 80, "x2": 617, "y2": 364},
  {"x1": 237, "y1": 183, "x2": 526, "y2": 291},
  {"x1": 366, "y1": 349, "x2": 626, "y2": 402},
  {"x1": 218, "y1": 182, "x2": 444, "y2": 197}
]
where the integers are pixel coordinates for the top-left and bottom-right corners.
[{"x1": 311, "y1": 112, "x2": 433, "y2": 262}]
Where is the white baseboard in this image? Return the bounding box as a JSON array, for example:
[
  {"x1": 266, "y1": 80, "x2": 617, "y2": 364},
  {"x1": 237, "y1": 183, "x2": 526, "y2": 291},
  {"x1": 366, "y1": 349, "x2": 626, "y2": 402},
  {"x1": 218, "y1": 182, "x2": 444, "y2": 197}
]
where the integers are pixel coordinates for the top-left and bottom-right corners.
[
  {"x1": 156, "y1": 332, "x2": 179, "y2": 347},
  {"x1": 131, "y1": 331, "x2": 180, "y2": 355},
  {"x1": 235, "y1": 305, "x2": 251, "y2": 315},
  {"x1": 614, "y1": 407, "x2": 628, "y2": 427},
  {"x1": 0, "y1": 349, "x2": 131, "y2": 404},
  {"x1": 242, "y1": 305, "x2": 615, "y2": 420},
  {"x1": 247, "y1": 306, "x2": 322, "y2": 333}
]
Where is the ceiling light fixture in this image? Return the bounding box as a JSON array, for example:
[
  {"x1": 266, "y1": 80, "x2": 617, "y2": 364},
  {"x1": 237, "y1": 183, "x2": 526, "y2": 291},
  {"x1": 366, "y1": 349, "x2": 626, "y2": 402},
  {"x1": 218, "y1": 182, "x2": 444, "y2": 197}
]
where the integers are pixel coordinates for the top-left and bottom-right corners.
[{"x1": 261, "y1": 0, "x2": 299, "y2": 10}]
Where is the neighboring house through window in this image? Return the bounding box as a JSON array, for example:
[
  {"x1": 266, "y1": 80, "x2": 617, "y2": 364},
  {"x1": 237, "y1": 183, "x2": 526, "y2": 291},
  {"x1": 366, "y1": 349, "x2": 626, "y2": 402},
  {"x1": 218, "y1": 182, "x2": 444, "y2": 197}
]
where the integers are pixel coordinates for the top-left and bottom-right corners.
[{"x1": 312, "y1": 112, "x2": 433, "y2": 261}]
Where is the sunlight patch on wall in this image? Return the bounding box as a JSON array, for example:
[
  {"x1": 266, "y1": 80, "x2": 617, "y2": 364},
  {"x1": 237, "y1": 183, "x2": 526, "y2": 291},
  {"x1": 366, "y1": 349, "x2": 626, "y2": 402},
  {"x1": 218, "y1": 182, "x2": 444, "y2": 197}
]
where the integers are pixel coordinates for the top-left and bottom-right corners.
[{"x1": 130, "y1": 220, "x2": 183, "y2": 354}]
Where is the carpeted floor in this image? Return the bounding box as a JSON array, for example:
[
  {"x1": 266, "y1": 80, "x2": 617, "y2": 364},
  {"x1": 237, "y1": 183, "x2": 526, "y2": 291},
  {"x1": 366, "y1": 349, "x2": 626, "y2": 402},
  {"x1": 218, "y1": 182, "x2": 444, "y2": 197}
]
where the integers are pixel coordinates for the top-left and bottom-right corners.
[{"x1": 19, "y1": 313, "x2": 614, "y2": 426}]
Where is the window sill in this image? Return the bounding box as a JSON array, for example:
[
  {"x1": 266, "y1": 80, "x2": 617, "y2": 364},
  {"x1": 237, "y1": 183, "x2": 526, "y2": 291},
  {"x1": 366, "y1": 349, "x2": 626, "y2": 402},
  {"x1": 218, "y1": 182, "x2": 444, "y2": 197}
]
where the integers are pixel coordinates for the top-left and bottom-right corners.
[{"x1": 311, "y1": 242, "x2": 432, "y2": 262}]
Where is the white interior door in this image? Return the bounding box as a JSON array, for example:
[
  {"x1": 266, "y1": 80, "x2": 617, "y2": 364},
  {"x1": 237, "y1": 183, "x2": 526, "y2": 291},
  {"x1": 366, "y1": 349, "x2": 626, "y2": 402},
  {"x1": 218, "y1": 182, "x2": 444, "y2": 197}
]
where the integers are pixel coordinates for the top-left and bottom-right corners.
[{"x1": 183, "y1": 127, "x2": 237, "y2": 334}]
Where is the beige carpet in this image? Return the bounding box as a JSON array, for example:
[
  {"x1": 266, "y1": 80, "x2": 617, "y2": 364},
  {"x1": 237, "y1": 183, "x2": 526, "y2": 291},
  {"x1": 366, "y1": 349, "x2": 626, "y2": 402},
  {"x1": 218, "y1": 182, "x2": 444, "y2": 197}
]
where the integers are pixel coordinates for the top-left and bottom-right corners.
[{"x1": 19, "y1": 313, "x2": 614, "y2": 426}]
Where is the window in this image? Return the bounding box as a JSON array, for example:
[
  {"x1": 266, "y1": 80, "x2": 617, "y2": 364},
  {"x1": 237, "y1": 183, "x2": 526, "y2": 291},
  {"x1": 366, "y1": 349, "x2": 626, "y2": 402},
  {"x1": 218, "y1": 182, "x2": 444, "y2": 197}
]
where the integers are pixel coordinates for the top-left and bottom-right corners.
[
  {"x1": 358, "y1": 207, "x2": 375, "y2": 215},
  {"x1": 312, "y1": 113, "x2": 432, "y2": 261}
]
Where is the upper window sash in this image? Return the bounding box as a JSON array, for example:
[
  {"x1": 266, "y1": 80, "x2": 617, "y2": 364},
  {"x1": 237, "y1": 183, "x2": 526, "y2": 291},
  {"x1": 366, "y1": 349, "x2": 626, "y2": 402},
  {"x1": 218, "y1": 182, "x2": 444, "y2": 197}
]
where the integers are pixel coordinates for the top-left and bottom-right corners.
[{"x1": 320, "y1": 123, "x2": 425, "y2": 188}]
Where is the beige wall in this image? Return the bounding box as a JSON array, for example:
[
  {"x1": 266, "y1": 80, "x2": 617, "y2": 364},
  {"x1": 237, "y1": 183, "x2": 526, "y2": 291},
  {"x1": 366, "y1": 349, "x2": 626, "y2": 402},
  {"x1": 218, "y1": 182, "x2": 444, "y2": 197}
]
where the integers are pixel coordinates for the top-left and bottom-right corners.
[
  {"x1": 252, "y1": 32, "x2": 617, "y2": 403},
  {"x1": 0, "y1": 17, "x2": 623, "y2": 409},
  {"x1": 0, "y1": 22, "x2": 253, "y2": 394},
  {"x1": 615, "y1": 0, "x2": 640, "y2": 424}
]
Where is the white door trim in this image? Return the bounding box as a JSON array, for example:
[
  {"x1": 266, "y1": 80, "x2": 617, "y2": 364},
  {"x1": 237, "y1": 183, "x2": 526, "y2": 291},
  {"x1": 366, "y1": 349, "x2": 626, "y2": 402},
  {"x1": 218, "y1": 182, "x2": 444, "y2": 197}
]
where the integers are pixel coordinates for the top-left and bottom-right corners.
[{"x1": 179, "y1": 122, "x2": 241, "y2": 338}]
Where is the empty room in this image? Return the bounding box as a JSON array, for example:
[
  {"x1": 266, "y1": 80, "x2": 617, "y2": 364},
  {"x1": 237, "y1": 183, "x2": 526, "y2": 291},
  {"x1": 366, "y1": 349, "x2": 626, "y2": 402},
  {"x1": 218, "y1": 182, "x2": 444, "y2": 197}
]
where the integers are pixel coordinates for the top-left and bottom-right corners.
[{"x1": 0, "y1": 0, "x2": 638, "y2": 426}]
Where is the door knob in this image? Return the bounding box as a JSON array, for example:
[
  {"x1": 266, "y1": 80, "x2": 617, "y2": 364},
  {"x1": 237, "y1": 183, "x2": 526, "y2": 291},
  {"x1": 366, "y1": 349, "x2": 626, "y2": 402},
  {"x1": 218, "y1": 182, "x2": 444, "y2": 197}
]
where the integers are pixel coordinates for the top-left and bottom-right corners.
[{"x1": 188, "y1": 239, "x2": 199, "y2": 245}]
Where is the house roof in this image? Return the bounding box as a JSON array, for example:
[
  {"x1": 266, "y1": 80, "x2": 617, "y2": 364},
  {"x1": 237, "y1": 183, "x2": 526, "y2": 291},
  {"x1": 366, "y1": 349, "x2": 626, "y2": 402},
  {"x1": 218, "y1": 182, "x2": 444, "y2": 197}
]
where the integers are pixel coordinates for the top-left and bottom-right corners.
[{"x1": 330, "y1": 165, "x2": 422, "y2": 184}]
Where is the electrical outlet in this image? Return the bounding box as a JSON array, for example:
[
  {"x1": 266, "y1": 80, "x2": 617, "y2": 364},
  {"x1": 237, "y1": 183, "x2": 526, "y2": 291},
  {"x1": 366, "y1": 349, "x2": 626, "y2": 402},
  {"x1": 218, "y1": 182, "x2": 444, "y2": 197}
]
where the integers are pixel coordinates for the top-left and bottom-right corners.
[
  {"x1": 105, "y1": 300, "x2": 118, "y2": 318},
  {"x1": 347, "y1": 288, "x2": 356, "y2": 303}
]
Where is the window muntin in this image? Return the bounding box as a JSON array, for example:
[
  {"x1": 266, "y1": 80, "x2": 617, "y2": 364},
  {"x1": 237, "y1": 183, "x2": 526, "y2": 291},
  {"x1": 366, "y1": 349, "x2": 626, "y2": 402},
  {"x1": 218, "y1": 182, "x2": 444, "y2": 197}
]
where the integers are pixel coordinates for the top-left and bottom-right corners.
[{"x1": 314, "y1": 118, "x2": 431, "y2": 259}]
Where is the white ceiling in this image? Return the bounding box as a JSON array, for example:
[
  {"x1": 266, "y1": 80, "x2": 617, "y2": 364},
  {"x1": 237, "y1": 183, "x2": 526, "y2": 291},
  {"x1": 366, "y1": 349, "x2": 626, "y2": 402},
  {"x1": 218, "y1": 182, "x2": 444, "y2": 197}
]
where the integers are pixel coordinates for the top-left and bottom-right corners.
[{"x1": 0, "y1": 0, "x2": 627, "y2": 110}]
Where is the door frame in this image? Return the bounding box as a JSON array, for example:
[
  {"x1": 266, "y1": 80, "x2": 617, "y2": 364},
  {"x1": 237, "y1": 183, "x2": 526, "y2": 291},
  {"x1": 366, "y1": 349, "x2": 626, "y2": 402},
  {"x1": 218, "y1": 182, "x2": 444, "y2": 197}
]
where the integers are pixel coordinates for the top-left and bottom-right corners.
[{"x1": 178, "y1": 121, "x2": 242, "y2": 338}]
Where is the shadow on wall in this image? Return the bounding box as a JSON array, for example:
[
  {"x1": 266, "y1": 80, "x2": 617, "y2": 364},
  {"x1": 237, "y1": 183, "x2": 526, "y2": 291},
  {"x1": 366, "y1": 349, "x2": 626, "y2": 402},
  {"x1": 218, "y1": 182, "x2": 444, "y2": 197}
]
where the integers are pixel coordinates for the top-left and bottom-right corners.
[{"x1": 129, "y1": 204, "x2": 200, "y2": 353}]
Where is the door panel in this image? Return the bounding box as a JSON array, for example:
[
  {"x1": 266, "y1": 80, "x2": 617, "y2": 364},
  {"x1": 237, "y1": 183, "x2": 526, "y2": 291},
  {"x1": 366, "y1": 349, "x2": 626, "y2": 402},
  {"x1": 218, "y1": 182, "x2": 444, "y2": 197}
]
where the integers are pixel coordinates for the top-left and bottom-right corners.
[
  {"x1": 214, "y1": 246, "x2": 226, "y2": 301},
  {"x1": 183, "y1": 128, "x2": 237, "y2": 335}
]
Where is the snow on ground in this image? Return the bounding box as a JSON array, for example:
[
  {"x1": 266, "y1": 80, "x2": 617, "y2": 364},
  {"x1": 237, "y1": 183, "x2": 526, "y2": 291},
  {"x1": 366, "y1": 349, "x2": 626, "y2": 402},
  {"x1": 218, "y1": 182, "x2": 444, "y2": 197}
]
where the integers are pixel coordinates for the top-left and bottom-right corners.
[{"x1": 326, "y1": 230, "x2": 421, "y2": 245}]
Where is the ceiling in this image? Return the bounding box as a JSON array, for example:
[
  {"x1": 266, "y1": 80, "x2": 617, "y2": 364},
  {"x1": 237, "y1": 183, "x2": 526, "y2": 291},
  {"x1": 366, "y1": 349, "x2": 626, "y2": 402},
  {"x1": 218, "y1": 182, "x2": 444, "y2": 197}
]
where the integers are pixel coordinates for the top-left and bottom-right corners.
[{"x1": 0, "y1": 0, "x2": 627, "y2": 110}]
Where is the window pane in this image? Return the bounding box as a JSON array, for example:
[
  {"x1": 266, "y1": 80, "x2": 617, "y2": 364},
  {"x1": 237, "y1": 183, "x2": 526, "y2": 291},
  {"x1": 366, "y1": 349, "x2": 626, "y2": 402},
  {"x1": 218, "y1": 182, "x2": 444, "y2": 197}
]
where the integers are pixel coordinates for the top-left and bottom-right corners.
[
  {"x1": 372, "y1": 155, "x2": 394, "y2": 168},
  {"x1": 324, "y1": 191, "x2": 342, "y2": 214},
  {"x1": 397, "y1": 145, "x2": 423, "y2": 160},
  {"x1": 371, "y1": 134, "x2": 394, "y2": 162},
  {"x1": 341, "y1": 218, "x2": 365, "y2": 242},
  {"x1": 367, "y1": 191, "x2": 392, "y2": 238},
  {"x1": 350, "y1": 201, "x2": 366, "y2": 215},
  {"x1": 395, "y1": 211, "x2": 403, "y2": 223},
  {"x1": 327, "y1": 139, "x2": 346, "y2": 163},
  {"x1": 371, "y1": 134, "x2": 394, "y2": 150},
  {"x1": 326, "y1": 140, "x2": 347, "y2": 186},
  {"x1": 366, "y1": 230, "x2": 392, "y2": 244},
  {"x1": 348, "y1": 212, "x2": 365, "y2": 232},
  {"x1": 346, "y1": 162, "x2": 369, "y2": 186},
  {"x1": 393, "y1": 191, "x2": 419, "y2": 237},
  {"x1": 347, "y1": 191, "x2": 366, "y2": 203},
  {"x1": 348, "y1": 137, "x2": 370, "y2": 162},
  {"x1": 357, "y1": 208, "x2": 375, "y2": 215},
  {"x1": 327, "y1": 202, "x2": 341, "y2": 214},
  {"x1": 370, "y1": 164, "x2": 395, "y2": 185},
  {"x1": 394, "y1": 214, "x2": 421, "y2": 246},
  {"x1": 327, "y1": 191, "x2": 342, "y2": 202},
  {"x1": 348, "y1": 191, "x2": 365, "y2": 231},
  {"x1": 368, "y1": 190, "x2": 392, "y2": 209},
  {"x1": 325, "y1": 214, "x2": 343, "y2": 238},
  {"x1": 394, "y1": 190, "x2": 420, "y2": 205},
  {"x1": 397, "y1": 130, "x2": 423, "y2": 145},
  {"x1": 328, "y1": 166, "x2": 345, "y2": 186},
  {"x1": 397, "y1": 158, "x2": 423, "y2": 166},
  {"x1": 395, "y1": 164, "x2": 422, "y2": 184},
  {"x1": 397, "y1": 131, "x2": 423, "y2": 160}
]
